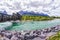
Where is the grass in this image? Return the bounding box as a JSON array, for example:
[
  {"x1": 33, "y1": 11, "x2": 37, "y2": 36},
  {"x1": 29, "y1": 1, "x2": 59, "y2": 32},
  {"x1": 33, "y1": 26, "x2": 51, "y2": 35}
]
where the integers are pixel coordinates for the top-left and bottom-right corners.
[
  {"x1": 47, "y1": 31, "x2": 60, "y2": 40},
  {"x1": 21, "y1": 15, "x2": 54, "y2": 21}
]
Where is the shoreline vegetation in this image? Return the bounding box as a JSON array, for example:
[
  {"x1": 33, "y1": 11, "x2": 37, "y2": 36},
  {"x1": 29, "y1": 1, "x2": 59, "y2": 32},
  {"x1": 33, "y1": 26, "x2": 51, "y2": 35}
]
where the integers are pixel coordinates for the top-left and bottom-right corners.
[
  {"x1": 0, "y1": 13, "x2": 22, "y2": 22},
  {"x1": 0, "y1": 11, "x2": 60, "y2": 22},
  {"x1": 47, "y1": 31, "x2": 60, "y2": 40},
  {"x1": 21, "y1": 15, "x2": 60, "y2": 21}
]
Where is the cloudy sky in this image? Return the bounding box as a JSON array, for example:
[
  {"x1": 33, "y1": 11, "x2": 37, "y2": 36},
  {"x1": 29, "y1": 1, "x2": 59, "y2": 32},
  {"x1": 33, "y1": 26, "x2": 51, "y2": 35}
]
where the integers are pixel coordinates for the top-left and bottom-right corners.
[{"x1": 0, "y1": 0, "x2": 60, "y2": 16}]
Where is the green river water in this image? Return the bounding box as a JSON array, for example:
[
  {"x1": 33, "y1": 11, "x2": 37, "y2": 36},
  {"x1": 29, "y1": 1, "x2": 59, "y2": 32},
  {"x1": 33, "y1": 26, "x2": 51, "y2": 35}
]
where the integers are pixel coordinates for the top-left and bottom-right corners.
[{"x1": 0, "y1": 19, "x2": 60, "y2": 31}]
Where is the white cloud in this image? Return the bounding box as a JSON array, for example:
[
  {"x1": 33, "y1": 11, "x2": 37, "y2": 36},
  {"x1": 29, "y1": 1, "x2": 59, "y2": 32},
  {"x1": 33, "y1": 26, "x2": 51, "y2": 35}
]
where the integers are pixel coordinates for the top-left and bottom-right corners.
[{"x1": 0, "y1": 0, "x2": 60, "y2": 16}]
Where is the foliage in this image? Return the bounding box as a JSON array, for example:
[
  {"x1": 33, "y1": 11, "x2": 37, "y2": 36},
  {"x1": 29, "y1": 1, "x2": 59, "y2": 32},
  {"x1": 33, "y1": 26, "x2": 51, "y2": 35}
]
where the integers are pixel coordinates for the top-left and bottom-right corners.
[
  {"x1": 47, "y1": 31, "x2": 60, "y2": 40},
  {"x1": 21, "y1": 15, "x2": 54, "y2": 21}
]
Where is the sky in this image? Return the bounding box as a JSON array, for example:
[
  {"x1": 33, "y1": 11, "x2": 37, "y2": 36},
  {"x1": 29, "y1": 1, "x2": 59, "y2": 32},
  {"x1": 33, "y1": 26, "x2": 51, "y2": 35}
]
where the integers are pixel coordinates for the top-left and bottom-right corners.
[{"x1": 0, "y1": 0, "x2": 60, "y2": 16}]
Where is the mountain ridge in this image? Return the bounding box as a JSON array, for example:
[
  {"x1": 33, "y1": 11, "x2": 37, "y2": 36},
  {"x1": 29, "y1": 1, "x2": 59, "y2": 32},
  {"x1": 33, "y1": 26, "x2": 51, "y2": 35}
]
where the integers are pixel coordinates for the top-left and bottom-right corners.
[{"x1": 18, "y1": 11, "x2": 49, "y2": 16}]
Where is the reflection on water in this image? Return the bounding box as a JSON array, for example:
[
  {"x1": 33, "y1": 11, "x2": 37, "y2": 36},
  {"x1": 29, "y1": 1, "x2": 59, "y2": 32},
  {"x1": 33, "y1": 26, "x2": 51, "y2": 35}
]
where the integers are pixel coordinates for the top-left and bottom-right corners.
[{"x1": 0, "y1": 19, "x2": 60, "y2": 31}]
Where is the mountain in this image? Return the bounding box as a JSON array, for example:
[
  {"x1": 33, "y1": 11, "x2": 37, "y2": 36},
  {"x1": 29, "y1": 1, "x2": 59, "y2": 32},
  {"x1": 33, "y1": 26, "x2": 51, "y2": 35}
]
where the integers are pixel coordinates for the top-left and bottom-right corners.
[
  {"x1": 18, "y1": 11, "x2": 49, "y2": 16},
  {"x1": 0, "y1": 10, "x2": 7, "y2": 15}
]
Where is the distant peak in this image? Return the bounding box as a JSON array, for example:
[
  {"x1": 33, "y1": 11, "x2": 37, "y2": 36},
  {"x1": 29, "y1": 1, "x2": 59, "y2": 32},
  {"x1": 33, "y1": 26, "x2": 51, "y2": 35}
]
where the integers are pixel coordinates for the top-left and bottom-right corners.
[{"x1": 18, "y1": 10, "x2": 49, "y2": 16}]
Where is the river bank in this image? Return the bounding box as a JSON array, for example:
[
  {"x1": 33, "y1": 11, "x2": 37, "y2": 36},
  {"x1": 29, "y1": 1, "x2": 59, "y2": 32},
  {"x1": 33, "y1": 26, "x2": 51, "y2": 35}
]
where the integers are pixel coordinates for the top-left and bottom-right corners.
[{"x1": 0, "y1": 25, "x2": 60, "y2": 40}]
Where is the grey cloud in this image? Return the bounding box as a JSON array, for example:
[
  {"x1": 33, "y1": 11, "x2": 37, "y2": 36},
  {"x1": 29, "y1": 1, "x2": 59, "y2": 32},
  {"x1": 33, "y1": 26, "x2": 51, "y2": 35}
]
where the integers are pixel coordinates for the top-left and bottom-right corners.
[
  {"x1": 0, "y1": 2, "x2": 21, "y2": 10},
  {"x1": 4, "y1": 2, "x2": 12, "y2": 7},
  {"x1": 28, "y1": 0, "x2": 55, "y2": 8},
  {"x1": 0, "y1": 1, "x2": 22, "y2": 10},
  {"x1": 13, "y1": 2, "x2": 21, "y2": 9},
  {"x1": 9, "y1": 2, "x2": 21, "y2": 10},
  {"x1": 28, "y1": 1, "x2": 41, "y2": 7},
  {"x1": 0, "y1": 2, "x2": 13, "y2": 7},
  {"x1": 0, "y1": 4, "x2": 3, "y2": 6}
]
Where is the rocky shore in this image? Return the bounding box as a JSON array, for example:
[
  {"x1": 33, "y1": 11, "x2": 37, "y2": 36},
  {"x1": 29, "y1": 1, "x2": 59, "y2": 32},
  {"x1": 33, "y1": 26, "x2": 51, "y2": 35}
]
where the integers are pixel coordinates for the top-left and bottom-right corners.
[{"x1": 0, "y1": 25, "x2": 60, "y2": 40}]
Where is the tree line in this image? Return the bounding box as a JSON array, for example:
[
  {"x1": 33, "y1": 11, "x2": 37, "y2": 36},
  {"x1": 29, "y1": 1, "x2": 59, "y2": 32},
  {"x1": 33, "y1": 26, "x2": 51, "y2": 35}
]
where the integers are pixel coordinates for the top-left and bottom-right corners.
[{"x1": 0, "y1": 12, "x2": 22, "y2": 22}]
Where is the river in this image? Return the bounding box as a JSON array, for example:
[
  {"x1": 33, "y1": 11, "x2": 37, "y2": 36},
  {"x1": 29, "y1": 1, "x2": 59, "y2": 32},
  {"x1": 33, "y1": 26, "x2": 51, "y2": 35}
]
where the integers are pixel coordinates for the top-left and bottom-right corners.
[{"x1": 0, "y1": 19, "x2": 60, "y2": 31}]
